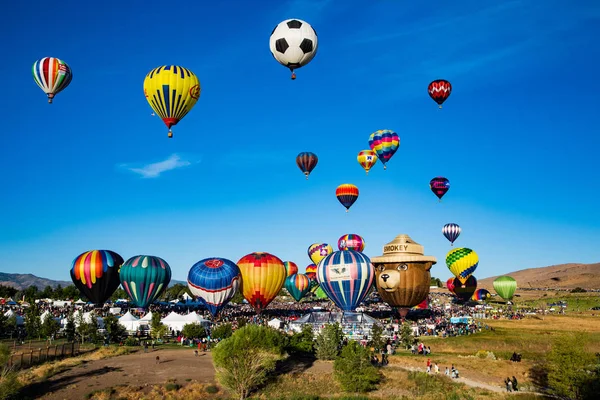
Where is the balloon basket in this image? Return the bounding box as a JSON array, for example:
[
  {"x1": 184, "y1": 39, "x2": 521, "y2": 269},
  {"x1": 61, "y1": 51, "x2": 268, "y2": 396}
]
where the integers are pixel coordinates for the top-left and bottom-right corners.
[
  {"x1": 168, "y1": 131, "x2": 173, "y2": 138},
  {"x1": 439, "y1": 105, "x2": 443, "y2": 109},
  {"x1": 291, "y1": 72, "x2": 297, "y2": 80}
]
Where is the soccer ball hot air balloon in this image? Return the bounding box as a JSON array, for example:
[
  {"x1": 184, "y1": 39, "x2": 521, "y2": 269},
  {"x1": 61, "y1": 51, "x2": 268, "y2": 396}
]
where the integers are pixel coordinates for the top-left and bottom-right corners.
[
  {"x1": 119, "y1": 255, "x2": 172, "y2": 309},
  {"x1": 442, "y1": 223, "x2": 461, "y2": 246},
  {"x1": 317, "y1": 250, "x2": 375, "y2": 312},
  {"x1": 296, "y1": 152, "x2": 318, "y2": 179},
  {"x1": 430, "y1": 177, "x2": 450, "y2": 201},
  {"x1": 143, "y1": 65, "x2": 201, "y2": 138},
  {"x1": 472, "y1": 288, "x2": 491, "y2": 301},
  {"x1": 368, "y1": 130, "x2": 399, "y2": 170},
  {"x1": 237, "y1": 252, "x2": 286, "y2": 314},
  {"x1": 338, "y1": 234, "x2": 365, "y2": 252},
  {"x1": 187, "y1": 258, "x2": 241, "y2": 317},
  {"x1": 70, "y1": 250, "x2": 123, "y2": 306},
  {"x1": 453, "y1": 276, "x2": 477, "y2": 302},
  {"x1": 283, "y1": 261, "x2": 299, "y2": 277},
  {"x1": 269, "y1": 19, "x2": 318, "y2": 80},
  {"x1": 336, "y1": 184, "x2": 359, "y2": 212},
  {"x1": 493, "y1": 276, "x2": 517, "y2": 301},
  {"x1": 446, "y1": 247, "x2": 478, "y2": 285},
  {"x1": 308, "y1": 243, "x2": 333, "y2": 266},
  {"x1": 285, "y1": 273, "x2": 311, "y2": 302},
  {"x1": 428, "y1": 79, "x2": 452, "y2": 109},
  {"x1": 357, "y1": 150, "x2": 378, "y2": 175},
  {"x1": 32, "y1": 57, "x2": 72, "y2": 104}
]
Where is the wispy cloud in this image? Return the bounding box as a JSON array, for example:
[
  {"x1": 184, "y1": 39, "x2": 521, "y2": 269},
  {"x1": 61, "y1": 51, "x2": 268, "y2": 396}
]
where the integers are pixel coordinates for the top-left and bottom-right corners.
[{"x1": 119, "y1": 154, "x2": 200, "y2": 178}]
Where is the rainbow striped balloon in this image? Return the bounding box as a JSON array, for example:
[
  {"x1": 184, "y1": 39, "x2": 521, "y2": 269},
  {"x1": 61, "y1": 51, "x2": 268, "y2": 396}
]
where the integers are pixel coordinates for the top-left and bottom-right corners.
[
  {"x1": 316, "y1": 250, "x2": 374, "y2": 312},
  {"x1": 368, "y1": 130, "x2": 400, "y2": 169},
  {"x1": 338, "y1": 234, "x2": 365, "y2": 252},
  {"x1": 32, "y1": 57, "x2": 73, "y2": 103},
  {"x1": 285, "y1": 273, "x2": 311, "y2": 302},
  {"x1": 70, "y1": 250, "x2": 123, "y2": 305},
  {"x1": 120, "y1": 255, "x2": 172, "y2": 309},
  {"x1": 283, "y1": 261, "x2": 299, "y2": 277}
]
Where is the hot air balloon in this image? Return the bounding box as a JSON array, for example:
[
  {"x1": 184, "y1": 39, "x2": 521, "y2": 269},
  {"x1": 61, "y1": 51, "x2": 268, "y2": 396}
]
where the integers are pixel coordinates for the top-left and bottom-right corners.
[
  {"x1": 285, "y1": 273, "x2": 311, "y2": 301},
  {"x1": 314, "y1": 285, "x2": 328, "y2": 299},
  {"x1": 296, "y1": 152, "x2": 318, "y2": 179},
  {"x1": 308, "y1": 243, "x2": 333, "y2": 266},
  {"x1": 442, "y1": 223, "x2": 461, "y2": 246},
  {"x1": 428, "y1": 79, "x2": 452, "y2": 109},
  {"x1": 472, "y1": 288, "x2": 491, "y2": 301},
  {"x1": 430, "y1": 177, "x2": 450, "y2": 201},
  {"x1": 70, "y1": 250, "x2": 123, "y2": 306},
  {"x1": 187, "y1": 258, "x2": 241, "y2": 317},
  {"x1": 237, "y1": 252, "x2": 286, "y2": 313},
  {"x1": 269, "y1": 19, "x2": 318, "y2": 80},
  {"x1": 143, "y1": 65, "x2": 201, "y2": 138},
  {"x1": 336, "y1": 184, "x2": 359, "y2": 212},
  {"x1": 412, "y1": 297, "x2": 429, "y2": 310},
  {"x1": 357, "y1": 150, "x2": 378, "y2": 175},
  {"x1": 119, "y1": 255, "x2": 172, "y2": 309},
  {"x1": 316, "y1": 250, "x2": 375, "y2": 312},
  {"x1": 446, "y1": 248, "x2": 478, "y2": 285},
  {"x1": 305, "y1": 264, "x2": 317, "y2": 281},
  {"x1": 368, "y1": 130, "x2": 399, "y2": 170},
  {"x1": 338, "y1": 234, "x2": 365, "y2": 252},
  {"x1": 493, "y1": 276, "x2": 517, "y2": 301},
  {"x1": 32, "y1": 57, "x2": 72, "y2": 104},
  {"x1": 446, "y1": 277, "x2": 456, "y2": 294},
  {"x1": 283, "y1": 261, "x2": 299, "y2": 277},
  {"x1": 453, "y1": 276, "x2": 477, "y2": 302}
]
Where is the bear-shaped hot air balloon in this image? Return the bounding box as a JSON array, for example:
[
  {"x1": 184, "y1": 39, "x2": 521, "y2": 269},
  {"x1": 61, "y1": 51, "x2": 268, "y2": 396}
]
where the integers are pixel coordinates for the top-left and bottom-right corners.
[{"x1": 371, "y1": 235, "x2": 437, "y2": 317}]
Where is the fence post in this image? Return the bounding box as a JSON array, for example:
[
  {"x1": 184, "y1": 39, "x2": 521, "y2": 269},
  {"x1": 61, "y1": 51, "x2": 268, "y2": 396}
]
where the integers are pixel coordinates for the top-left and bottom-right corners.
[
  {"x1": 29, "y1": 350, "x2": 34, "y2": 367},
  {"x1": 20, "y1": 353, "x2": 24, "y2": 368},
  {"x1": 38, "y1": 348, "x2": 42, "y2": 363},
  {"x1": 71, "y1": 342, "x2": 75, "y2": 356}
]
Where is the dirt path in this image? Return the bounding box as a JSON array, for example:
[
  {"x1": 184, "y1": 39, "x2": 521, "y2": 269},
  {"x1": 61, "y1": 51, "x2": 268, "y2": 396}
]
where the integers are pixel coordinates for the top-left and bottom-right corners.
[
  {"x1": 394, "y1": 365, "x2": 505, "y2": 393},
  {"x1": 25, "y1": 349, "x2": 215, "y2": 400}
]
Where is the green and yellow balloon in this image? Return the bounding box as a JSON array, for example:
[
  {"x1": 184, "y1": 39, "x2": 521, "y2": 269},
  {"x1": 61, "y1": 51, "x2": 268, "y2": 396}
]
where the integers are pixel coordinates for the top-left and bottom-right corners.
[
  {"x1": 119, "y1": 255, "x2": 172, "y2": 308},
  {"x1": 493, "y1": 276, "x2": 517, "y2": 301},
  {"x1": 446, "y1": 248, "x2": 478, "y2": 285}
]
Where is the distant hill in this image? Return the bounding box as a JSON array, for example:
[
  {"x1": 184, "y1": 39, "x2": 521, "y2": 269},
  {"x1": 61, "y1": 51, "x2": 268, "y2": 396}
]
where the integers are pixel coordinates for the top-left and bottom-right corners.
[
  {"x1": 0, "y1": 272, "x2": 71, "y2": 291},
  {"x1": 477, "y1": 263, "x2": 600, "y2": 290},
  {"x1": 0, "y1": 272, "x2": 188, "y2": 291}
]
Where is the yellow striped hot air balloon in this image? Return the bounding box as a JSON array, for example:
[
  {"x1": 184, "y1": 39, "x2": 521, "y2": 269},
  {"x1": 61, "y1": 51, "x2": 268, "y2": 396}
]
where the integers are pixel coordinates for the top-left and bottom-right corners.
[
  {"x1": 237, "y1": 252, "x2": 286, "y2": 314},
  {"x1": 143, "y1": 65, "x2": 201, "y2": 138},
  {"x1": 446, "y1": 248, "x2": 479, "y2": 285}
]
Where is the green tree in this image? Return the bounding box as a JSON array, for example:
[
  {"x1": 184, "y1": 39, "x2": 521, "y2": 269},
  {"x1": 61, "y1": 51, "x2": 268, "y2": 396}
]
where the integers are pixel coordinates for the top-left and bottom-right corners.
[
  {"x1": 52, "y1": 284, "x2": 64, "y2": 300},
  {"x1": 315, "y1": 323, "x2": 343, "y2": 360},
  {"x1": 230, "y1": 291, "x2": 245, "y2": 304},
  {"x1": 287, "y1": 324, "x2": 314, "y2": 355},
  {"x1": 368, "y1": 323, "x2": 385, "y2": 352},
  {"x1": 0, "y1": 313, "x2": 7, "y2": 338},
  {"x1": 334, "y1": 341, "x2": 381, "y2": 393},
  {"x1": 76, "y1": 312, "x2": 98, "y2": 344},
  {"x1": 65, "y1": 313, "x2": 76, "y2": 342},
  {"x1": 22, "y1": 285, "x2": 39, "y2": 302},
  {"x1": 212, "y1": 325, "x2": 286, "y2": 400},
  {"x1": 151, "y1": 312, "x2": 168, "y2": 339},
  {"x1": 430, "y1": 277, "x2": 443, "y2": 287},
  {"x1": 0, "y1": 284, "x2": 18, "y2": 298},
  {"x1": 40, "y1": 315, "x2": 60, "y2": 340},
  {"x1": 0, "y1": 343, "x2": 21, "y2": 400},
  {"x1": 182, "y1": 323, "x2": 206, "y2": 339},
  {"x1": 211, "y1": 323, "x2": 233, "y2": 340},
  {"x1": 103, "y1": 314, "x2": 126, "y2": 343},
  {"x1": 24, "y1": 305, "x2": 42, "y2": 339},
  {"x1": 110, "y1": 287, "x2": 127, "y2": 302},
  {"x1": 399, "y1": 321, "x2": 414, "y2": 350},
  {"x1": 546, "y1": 333, "x2": 596, "y2": 399},
  {"x1": 40, "y1": 285, "x2": 54, "y2": 299},
  {"x1": 62, "y1": 285, "x2": 81, "y2": 300}
]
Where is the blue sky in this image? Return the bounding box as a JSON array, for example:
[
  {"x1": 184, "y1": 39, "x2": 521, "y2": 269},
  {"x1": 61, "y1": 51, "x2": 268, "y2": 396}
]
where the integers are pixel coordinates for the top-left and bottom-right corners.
[{"x1": 1, "y1": 0, "x2": 599, "y2": 284}]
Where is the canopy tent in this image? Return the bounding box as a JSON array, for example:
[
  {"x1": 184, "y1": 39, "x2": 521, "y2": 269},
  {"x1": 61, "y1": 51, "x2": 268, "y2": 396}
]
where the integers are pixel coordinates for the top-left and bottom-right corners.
[
  {"x1": 139, "y1": 311, "x2": 153, "y2": 322},
  {"x1": 74, "y1": 299, "x2": 86, "y2": 305},
  {"x1": 118, "y1": 311, "x2": 140, "y2": 331},
  {"x1": 268, "y1": 318, "x2": 284, "y2": 330},
  {"x1": 184, "y1": 312, "x2": 212, "y2": 329},
  {"x1": 161, "y1": 311, "x2": 188, "y2": 332},
  {"x1": 290, "y1": 312, "x2": 382, "y2": 340}
]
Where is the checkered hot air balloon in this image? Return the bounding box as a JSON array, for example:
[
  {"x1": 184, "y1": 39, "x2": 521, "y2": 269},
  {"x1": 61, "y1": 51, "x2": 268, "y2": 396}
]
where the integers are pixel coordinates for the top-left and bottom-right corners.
[
  {"x1": 428, "y1": 79, "x2": 452, "y2": 109},
  {"x1": 368, "y1": 130, "x2": 400, "y2": 170},
  {"x1": 442, "y1": 223, "x2": 461, "y2": 246},
  {"x1": 316, "y1": 250, "x2": 375, "y2": 312},
  {"x1": 70, "y1": 250, "x2": 123, "y2": 306},
  {"x1": 237, "y1": 252, "x2": 286, "y2": 314},
  {"x1": 187, "y1": 258, "x2": 241, "y2": 317},
  {"x1": 446, "y1": 247, "x2": 478, "y2": 285},
  {"x1": 120, "y1": 255, "x2": 172, "y2": 309}
]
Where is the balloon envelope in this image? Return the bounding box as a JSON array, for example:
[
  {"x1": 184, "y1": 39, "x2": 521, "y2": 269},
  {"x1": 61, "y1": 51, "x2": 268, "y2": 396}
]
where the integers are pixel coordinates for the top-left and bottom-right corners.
[
  {"x1": 442, "y1": 223, "x2": 461, "y2": 246},
  {"x1": 70, "y1": 250, "x2": 123, "y2": 306},
  {"x1": 453, "y1": 276, "x2": 477, "y2": 302},
  {"x1": 296, "y1": 152, "x2": 318, "y2": 179},
  {"x1": 338, "y1": 234, "x2": 365, "y2": 252},
  {"x1": 368, "y1": 130, "x2": 399, "y2": 168},
  {"x1": 430, "y1": 177, "x2": 450, "y2": 200},
  {"x1": 120, "y1": 255, "x2": 171, "y2": 309},
  {"x1": 285, "y1": 273, "x2": 311, "y2": 302},
  {"x1": 472, "y1": 288, "x2": 491, "y2": 301},
  {"x1": 446, "y1": 248, "x2": 478, "y2": 284},
  {"x1": 308, "y1": 243, "x2": 333, "y2": 266},
  {"x1": 283, "y1": 261, "x2": 299, "y2": 277},
  {"x1": 237, "y1": 252, "x2": 286, "y2": 313},
  {"x1": 316, "y1": 250, "x2": 374, "y2": 312},
  {"x1": 335, "y1": 184, "x2": 359, "y2": 211},
  {"x1": 357, "y1": 150, "x2": 378, "y2": 174},
  {"x1": 305, "y1": 264, "x2": 317, "y2": 280},
  {"x1": 187, "y1": 258, "x2": 241, "y2": 317},
  {"x1": 32, "y1": 57, "x2": 73, "y2": 103},
  {"x1": 446, "y1": 277, "x2": 456, "y2": 294},
  {"x1": 493, "y1": 276, "x2": 517, "y2": 301},
  {"x1": 428, "y1": 79, "x2": 452, "y2": 108}
]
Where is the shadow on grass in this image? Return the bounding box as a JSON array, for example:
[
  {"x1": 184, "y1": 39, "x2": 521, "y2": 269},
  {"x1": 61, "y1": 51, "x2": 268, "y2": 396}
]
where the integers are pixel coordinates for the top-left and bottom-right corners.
[{"x1": 18, "y1": 366, "x2": 123, "y2": 400}]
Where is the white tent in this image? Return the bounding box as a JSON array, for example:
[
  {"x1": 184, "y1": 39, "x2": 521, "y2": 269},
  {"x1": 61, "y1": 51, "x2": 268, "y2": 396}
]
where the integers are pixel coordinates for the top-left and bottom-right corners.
[
  {"x1": 161, "y1": 312, "x2": 188, "y2": 332},
  {"x1": 184, "y1": 312, "x2": 212, "y2": 329},
  {"x1": 74, "y1": 299, "x2": 86, "y2": 305},
  {"x1": 40, "y1": 310, "x2": 51, "y2": 322},
  {"x1": 82, "y1": 311, "x2": 105, "y2": 328},
  {"x1": 118, "y1": 311, "x2": 140, "y2": 331},
  {"x1": 268, "y1": 318, "x2": 284, "y2": 330},
  {"x1": 139, "y1": 311, "x2": 153, "y2": 322}
]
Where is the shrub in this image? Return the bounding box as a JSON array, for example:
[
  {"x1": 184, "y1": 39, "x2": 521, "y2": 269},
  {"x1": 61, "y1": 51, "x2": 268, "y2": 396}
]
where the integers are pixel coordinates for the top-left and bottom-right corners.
[
  {"x1": 475, "y1": 350, "x2": 496, "y2": 360},
  {"x1": 334, "y1": 341, "x2": 381, "y2": 393},
  {"x1": 181, "y1": 323, "x2": 206, "y2": 339},
  {"x1": 205, "y1": 384, "x2": 219, "y2": 394},
  {"x1": 212, "y1": 324, "x2": 286, "y2": 399},
  {"x1": 571, "y1": 287, "x2": 587, "y2": 293},
  {"x1": 0, "y1": 343, "x2": 21, "y2": 400},
  {"x1": 123, "y1": 337, "x2": 138, "y2": 346},
  {"x1": 287, "y1": 324, "x2": 314, "y2": 355},
  {"x1": 165, "y1": 382, "x2": 181, "y2": 391},
  {"x1": 211, "y1": 323, "x2": 233, "y2": 340},
  {"x1": 315, "y1": 323, "x2": 343, "y2": 360}
]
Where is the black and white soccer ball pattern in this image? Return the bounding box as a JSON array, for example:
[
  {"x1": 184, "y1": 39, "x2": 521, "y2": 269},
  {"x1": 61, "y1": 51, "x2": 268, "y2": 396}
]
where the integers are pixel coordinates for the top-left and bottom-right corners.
[{"x1": 269, "y1": 19, "x2": 318, "y2": 70}]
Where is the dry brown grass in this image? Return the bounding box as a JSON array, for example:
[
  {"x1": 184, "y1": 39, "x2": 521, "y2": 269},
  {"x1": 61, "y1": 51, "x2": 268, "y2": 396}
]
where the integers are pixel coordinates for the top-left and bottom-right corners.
[{"x1": 87, "y1": 382, "x2": 219, "y2": 400}]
